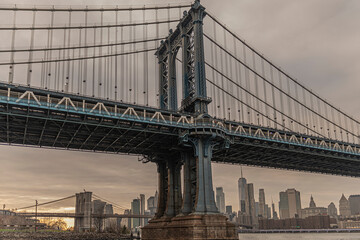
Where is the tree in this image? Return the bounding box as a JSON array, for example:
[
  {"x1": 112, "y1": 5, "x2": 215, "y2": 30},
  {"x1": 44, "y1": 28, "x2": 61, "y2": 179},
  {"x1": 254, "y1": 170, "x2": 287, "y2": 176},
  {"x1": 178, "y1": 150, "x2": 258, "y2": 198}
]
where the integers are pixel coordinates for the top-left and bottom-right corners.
[{"x1": 48, "y1": 219, "x2": 67, "y2": 230}]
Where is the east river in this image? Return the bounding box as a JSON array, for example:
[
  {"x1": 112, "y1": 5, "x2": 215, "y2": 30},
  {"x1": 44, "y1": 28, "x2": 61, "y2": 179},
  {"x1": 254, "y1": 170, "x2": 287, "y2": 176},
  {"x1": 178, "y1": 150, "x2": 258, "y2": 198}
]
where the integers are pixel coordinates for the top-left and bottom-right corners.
[{"x1": 239, "y1": 233, "x2": 360, "y2": 240}]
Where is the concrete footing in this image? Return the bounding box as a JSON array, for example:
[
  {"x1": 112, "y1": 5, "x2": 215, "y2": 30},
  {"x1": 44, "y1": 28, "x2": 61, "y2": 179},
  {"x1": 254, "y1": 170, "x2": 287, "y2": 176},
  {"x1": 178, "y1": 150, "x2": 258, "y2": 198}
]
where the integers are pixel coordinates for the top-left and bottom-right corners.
[{"x1": 142, "y1": 214, "x2": 237, "y2": 240}]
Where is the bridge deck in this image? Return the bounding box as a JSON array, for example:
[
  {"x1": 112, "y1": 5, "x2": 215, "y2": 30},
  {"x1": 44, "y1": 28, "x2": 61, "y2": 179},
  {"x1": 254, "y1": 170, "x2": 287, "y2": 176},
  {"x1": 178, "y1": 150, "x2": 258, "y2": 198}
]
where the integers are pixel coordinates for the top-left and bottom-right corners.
[{"x1": 0, "y1": 82, "x2": 359, "y2": 177}]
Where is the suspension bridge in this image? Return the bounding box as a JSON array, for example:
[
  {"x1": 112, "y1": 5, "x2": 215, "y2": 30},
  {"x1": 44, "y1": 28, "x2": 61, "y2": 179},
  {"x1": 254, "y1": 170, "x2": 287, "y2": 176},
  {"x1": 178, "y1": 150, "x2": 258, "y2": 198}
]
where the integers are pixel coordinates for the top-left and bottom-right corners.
[{"x1": 0, "y1": 0, "x2": 359, "y2": 239}]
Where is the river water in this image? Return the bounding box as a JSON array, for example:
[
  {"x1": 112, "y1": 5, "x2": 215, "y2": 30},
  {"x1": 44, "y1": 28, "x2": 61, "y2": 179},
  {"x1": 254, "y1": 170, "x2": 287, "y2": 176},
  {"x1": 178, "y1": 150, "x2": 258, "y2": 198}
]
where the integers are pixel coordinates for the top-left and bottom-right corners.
[{"x1": 239, "y1": 233, "x2": 360, "y2": 240}]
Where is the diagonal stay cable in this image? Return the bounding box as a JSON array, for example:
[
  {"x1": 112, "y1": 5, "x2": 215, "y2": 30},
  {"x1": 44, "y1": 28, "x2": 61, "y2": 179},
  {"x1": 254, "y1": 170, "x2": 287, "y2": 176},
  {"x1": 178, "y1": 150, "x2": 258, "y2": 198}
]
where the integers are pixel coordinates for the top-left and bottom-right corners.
[
  {"x1": 204, "y1": 34, "x2": 358, "y2": 138},
  {"x1": 16, "y1": 195, "x2": 75, "y2": 210},
  {"x1": 0, "y1": 3, "x2": 192, "y2": 12}
]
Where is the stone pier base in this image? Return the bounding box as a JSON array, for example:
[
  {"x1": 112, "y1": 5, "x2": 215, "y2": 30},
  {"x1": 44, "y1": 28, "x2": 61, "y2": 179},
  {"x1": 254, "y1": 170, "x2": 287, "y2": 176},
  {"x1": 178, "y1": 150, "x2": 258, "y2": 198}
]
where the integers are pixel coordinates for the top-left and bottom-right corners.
[{"x1": 142, "y1": 214, "x2": 237, "y2": 240}]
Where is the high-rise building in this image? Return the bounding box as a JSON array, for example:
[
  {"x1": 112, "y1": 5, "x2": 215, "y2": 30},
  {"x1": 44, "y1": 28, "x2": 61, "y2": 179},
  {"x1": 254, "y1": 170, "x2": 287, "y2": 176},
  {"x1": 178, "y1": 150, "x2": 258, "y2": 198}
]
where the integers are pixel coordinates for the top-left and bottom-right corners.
[
  {"x1": 272, "y1": 202, "x2": 278, "y2": 220},
  {"x1": 259, "y1": 189, "x2": 266, "y2": 218},
  {"x1": 339, "y1": 194, "x2": 351, "y2": 217},
  {"x1": 140, "y1": 194, "x2": 145, "y2": 227},
  {"x1": 147, "y1": 196, "x2": 156, "y2": 215},
  {"x1": 279, "y1": 188, "x2": 301, "y2": 219},
  {"x1": 328, "y1": 202, "x2": 338, "y2": 217},
  {"x1": 245, "y1": 183, "x2": 257, "y2": 226},
  {"x1": 349, "y1": 195, "x2": 360, "y2": 215},
  {"x1": 131, "y1": 198, "x2": 140, "y2": 229},
  {"x1": 216, "y1": 187, "x2": 225, "y2": 214},
  {"x1": 238, "y1": 168, "x2": 247, "y2": 212}
]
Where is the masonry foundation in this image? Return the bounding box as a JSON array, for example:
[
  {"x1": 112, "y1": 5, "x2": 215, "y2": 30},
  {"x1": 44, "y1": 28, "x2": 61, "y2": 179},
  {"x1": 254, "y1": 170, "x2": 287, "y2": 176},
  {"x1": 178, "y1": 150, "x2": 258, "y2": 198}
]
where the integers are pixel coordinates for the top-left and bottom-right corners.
[{"x1": 142, "y1": 214, "x2": 237, "y2": 240}]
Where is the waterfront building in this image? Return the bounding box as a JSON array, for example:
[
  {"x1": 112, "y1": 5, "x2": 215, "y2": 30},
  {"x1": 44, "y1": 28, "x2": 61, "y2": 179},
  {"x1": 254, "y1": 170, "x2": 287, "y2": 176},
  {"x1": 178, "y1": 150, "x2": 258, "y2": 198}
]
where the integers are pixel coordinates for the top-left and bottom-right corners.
[
  {"x1": 328, "y1": 202, "x2": 338, "y2": 218},
  {"x1": 301, "y1": 195, "x2": 327, "y2": 219},
  {"x1": 339, "y1": 194, "x2": 351, "y2": 217},
  {"x1": 216, "y1": 187, "x2": 226, "y2": 214},
  {"x1": 349, "y1": 195, "x2": 360, "y2": 215},
  {"x1": 279, "y1": 188, "x2": 301, "y2": 219}
]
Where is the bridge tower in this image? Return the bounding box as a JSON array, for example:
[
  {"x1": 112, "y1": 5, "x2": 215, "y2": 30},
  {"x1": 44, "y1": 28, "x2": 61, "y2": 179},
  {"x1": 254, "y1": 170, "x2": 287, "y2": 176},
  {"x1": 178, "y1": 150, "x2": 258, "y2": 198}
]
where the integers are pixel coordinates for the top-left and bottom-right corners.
[
  {"x1": 142, "y1": 1, "x2": 237, "y2": 239},
  {"x1": 74, "y1": 191, "x2": 92, "y2": 232}
]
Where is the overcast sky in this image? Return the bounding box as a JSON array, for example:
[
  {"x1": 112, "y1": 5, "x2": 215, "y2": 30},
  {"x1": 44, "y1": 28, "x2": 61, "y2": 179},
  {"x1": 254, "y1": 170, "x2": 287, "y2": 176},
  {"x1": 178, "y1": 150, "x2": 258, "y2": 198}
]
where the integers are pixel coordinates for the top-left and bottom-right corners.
[{"x1": 0, "y1": 0, "x2": 360, "y2": 216}]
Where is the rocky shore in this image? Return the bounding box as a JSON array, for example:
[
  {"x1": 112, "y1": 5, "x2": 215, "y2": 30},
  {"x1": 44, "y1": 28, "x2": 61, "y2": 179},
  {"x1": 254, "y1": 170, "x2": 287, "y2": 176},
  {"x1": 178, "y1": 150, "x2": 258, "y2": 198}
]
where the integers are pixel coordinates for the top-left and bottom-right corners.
[{"x1": 0, "y1": 231, "x2": 133, "y2": 240}]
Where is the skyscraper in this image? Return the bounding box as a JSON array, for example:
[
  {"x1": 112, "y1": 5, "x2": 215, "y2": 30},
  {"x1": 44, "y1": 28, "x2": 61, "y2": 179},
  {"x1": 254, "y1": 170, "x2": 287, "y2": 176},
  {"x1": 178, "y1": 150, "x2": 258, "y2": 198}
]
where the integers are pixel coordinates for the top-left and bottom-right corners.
[
  {"x1": 216, "y1": 187, "x2": 225, "y2": 214},
  {"x1": 339, "y1": 194, "x2": 351, "y2": 217},
  {"x1": 349, "y1": 195, "x2": 360, "y2": 215},
  {"x1": 238, "y1": 167, "x2": 247, "y2": 212},
  {"x1": 131, "y1": 198, "x2": 140, "y2": 229},
  {"x1": 259, "y1": 189, "x2": 266, "y2": 218},
  {"x1": 245, "y1": 183, "x2": 257, "y2": 226},
  {"x1": 328, "y1": 202, "x2": 338, "y2": 217},
  {"x1": 279, "y1": 188, "x2": 301, "y2": 219},
  {"x1": 140, "y1": 194, "x2": 145, "y2": 227}
]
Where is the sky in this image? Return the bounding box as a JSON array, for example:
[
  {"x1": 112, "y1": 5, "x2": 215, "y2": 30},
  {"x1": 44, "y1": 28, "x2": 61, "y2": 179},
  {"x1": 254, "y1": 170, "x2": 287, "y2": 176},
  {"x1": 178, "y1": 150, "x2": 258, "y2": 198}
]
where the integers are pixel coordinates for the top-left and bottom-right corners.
[{"x1": 0, "y1": 0, "x2": 360, "y2": 216}]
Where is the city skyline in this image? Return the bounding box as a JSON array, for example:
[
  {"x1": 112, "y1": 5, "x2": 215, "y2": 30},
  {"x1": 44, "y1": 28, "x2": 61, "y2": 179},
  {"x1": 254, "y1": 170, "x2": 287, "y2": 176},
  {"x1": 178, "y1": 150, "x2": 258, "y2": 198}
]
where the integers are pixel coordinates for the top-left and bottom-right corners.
[{"x1": 1, "y1": 0, "x2": 360, "y2": 218}]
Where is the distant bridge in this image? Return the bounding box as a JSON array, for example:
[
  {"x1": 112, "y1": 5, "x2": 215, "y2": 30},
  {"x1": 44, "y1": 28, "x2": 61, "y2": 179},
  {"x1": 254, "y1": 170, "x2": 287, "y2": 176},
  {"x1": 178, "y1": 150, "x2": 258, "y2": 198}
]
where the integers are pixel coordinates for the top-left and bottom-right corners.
[{"x1": 17, "y1": 212, "x2": 153, "y2": 219}]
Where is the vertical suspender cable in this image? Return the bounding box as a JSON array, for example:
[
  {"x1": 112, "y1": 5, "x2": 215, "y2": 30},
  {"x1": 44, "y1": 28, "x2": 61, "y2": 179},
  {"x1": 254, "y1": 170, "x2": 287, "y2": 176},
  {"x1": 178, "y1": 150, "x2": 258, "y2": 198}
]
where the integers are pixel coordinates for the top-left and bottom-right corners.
[
  {"x1": 26, "y1": 10, "x2": 37, "y2": 87},
  {"x1": 243, "y1": 44, "x2": 251, "y2": 124},
  {"x1": 114, "y1": 7, "x2": 118, "y2": 101},
  {"x1": 155, "y1": 8, "x2": 160, "y2": 106},
  {"x1": 223, "y1": 28, "x2": 230, "y2": 120},
  {"x1": 143, "y1": 7, "x2": 149, "y2": 106},
  {"x1": 269, "y1": 66, "x2": 276, "y2": 128},
  {"x1": 286, "y1": 77, "x2": 292, "y2": 131},
  {"x1": 61, "y1": 25, "x2": 66, "y2": 92},
  {"x1": 261, "y1": 58, "x2": 269, "y2": 127},
  {"x1": 210, "y1": 36, "x2": 216, "y2": 116},
  {"x1": 219, "y1": 36, "x2": 226, "y2": 119},
  {"x1": 121, "y1": 26, "x2": 124, "y2": 102},
  {"x1": 71, "y1": 40, "x2": 75, "y2": 93},
  {"x1": 278, "y1": 71, "x2": 285, "y2": 130},
  {"x1": 107, "y1": 26, "x2": 111, "y2": 99},
  {"x1": 129, "y1": 9, "x2": 133, "y2": 102},
  {"x1": 47, "y1": 7, "x2": 54, "y2": 90},
  {"x1": 294, "y1": 84, "x2": 300, "y2": 133},
  {"x1": 99, "y1": 10, "x2": 104, "y2": 97},
  {"x1": 212, "y1": 20, "x2": 219, "y2": 117},
  {"x1": 92, "y1": 24, "x2": 96, "y2": 97},
  {"x1": 233, "y1": 37, "x2": 241, "y2": 122},
  {"x1": 77, "y1": 27, "x2": 82, "y2": 94},
  {"x1": 83, "y1": 7, "x2": 88, "y2": 96},
  {"x1": 65, "y1": 10, "x2": 72, "y2": 93},
  {"x1": 9, "y1": 9, "x2": 16, "y2": 84},
  {"x1": 252, "y1": 51, "x2": 260, "y2": 125},
  {"x1": 133, "y1": 12, "x2": 137, "y2": 104},
  {"x1": 302, "y1": 88, "x2": 309, "y2": 134}
]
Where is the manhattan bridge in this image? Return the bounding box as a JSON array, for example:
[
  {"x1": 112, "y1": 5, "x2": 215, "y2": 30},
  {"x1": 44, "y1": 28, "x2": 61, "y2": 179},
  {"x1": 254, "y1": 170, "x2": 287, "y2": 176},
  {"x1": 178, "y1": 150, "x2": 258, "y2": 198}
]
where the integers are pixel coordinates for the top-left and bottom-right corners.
[{"x1": 0, "y1": 1, "x2": 359, "y2": 239}]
